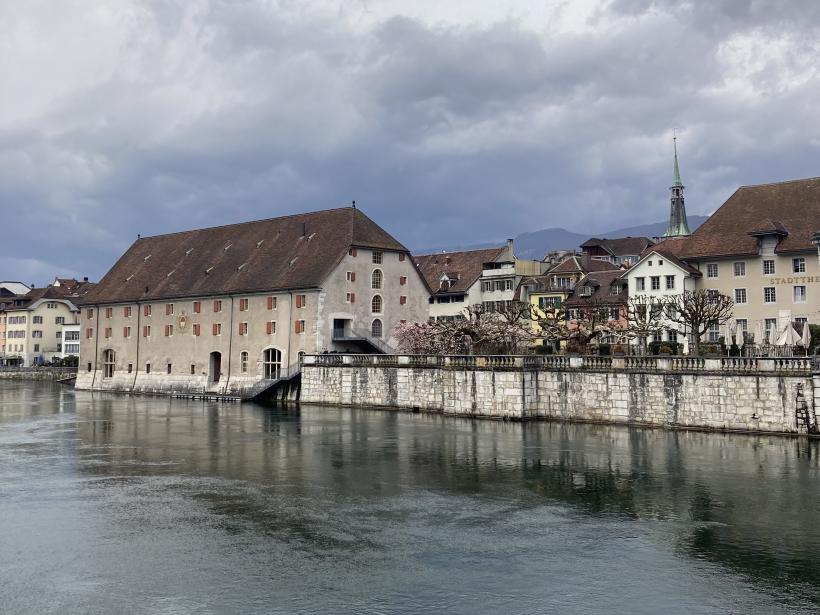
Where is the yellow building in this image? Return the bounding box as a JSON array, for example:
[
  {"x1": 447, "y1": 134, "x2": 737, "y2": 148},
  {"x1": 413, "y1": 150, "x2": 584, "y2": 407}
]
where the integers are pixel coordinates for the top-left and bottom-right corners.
[{"x1": 519, "y1": 255, "x2": 621, "y2": 345}]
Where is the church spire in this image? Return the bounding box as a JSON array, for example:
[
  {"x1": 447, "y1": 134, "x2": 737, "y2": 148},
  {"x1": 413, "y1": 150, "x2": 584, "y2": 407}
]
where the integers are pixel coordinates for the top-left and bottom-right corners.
[{"x1": 663, "y1": 135, "x2": 691, "y2": 238}]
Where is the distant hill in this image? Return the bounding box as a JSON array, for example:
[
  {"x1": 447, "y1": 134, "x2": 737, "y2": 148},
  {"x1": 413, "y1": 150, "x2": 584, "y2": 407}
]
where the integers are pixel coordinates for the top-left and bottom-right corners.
[{"x1": 415, "y1": 215, "x2": 708, "y2": 260}]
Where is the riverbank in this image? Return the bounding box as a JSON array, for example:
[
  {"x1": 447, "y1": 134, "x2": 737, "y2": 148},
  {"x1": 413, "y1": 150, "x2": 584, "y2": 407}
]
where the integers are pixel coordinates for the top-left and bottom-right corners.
[
  {"x1": 301, "y1": 354, "x2": 820, "y2": 435},
  {"x1": 0, "y1": 367, "x2": 77, "y2": 382}
]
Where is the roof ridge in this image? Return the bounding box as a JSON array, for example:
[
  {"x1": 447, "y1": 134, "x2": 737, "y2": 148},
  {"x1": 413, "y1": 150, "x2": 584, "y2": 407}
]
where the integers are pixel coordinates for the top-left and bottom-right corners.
[
  {"x1": 737, "y1": 176, "x2": 820, "y2": 189},
  {"x1": 136, "y1": 205, "x2": 357, "y2": 241},
  {"x1": 414, "y1": 246, "x2": 505, "y2": 258}
]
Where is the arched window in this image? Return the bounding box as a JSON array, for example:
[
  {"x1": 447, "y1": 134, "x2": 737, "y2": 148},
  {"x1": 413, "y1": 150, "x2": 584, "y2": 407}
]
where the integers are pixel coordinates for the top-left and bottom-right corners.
[
  {"x1": 371, "y1": 319, "x2": 383, "y2": 338},
  {"x1": 371, "y1": 295, "x2": 382, "y2": 314},
  {"x1": 240, "y1": 351, "x2": 249, "y2": 373},
  {"x1": 103, "y1": 349, "x2": 115, "y2": 378},
  {"x1": 371, "y1": 269, "x2": 382, "y2": 289},
  {"x1": 263, "y1": 348, "x2": 282, "y2": 379}
]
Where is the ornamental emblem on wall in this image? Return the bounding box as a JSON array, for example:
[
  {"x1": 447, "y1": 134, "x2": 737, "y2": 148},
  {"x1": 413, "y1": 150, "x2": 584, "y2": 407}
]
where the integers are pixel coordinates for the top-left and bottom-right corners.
[{"x1": 177, "y1": 311, "x2": 189, "y2": 331}]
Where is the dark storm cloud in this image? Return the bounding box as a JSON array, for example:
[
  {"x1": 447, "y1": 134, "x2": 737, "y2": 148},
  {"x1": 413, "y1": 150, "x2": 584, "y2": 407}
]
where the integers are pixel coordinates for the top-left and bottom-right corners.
[{"x1": 1, "y1": 0, "x2": 819, "y2": 282}]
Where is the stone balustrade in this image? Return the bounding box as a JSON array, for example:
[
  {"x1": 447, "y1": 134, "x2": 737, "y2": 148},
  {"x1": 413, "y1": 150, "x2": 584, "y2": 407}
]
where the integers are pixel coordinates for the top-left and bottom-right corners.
[{"x1": 303, "y1": 353, "x2": 817, "y2": 375}]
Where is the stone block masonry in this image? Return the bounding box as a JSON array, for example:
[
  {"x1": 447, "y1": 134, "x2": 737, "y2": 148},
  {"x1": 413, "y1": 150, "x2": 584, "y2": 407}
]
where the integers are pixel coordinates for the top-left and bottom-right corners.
[{"x1": 300, "y1": 355, "x2": 819, "y2": 435}]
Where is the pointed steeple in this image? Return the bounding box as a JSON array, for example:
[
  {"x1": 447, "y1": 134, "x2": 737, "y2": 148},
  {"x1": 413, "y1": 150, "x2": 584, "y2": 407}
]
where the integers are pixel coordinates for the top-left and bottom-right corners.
[
  {"x1": 672, "y1": 136, "x2": 683, "y2": 188},
  {"x1": 663, "y1": 136, "x2": 691, "y2": 238}
]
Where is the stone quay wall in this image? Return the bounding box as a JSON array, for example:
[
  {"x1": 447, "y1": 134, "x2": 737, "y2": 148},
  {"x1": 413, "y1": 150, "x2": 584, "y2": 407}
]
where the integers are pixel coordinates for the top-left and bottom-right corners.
[
  {"x1": 301, "y1": 354, "x2": 820, "y2": 435},
  {"x1": 0, "y1": 367, "x2": 78, "y2": 381}
]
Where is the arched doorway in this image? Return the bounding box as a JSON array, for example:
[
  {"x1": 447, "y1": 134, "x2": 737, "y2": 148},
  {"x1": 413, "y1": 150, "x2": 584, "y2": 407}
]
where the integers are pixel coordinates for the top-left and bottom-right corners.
[
  {"x1": 263, "y1": 348, "x2": 282, "y2": 379},
  {"x1": 209, "y1": 351, "x2": 221, "y2": 383}
]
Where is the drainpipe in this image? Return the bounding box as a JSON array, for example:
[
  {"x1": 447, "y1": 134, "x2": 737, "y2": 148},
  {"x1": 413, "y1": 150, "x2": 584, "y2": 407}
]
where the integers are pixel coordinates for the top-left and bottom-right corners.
[
  {"x1": 224, "y1": 296, "x2": 234, "y2": 393},
  {"x1": 90, "y1": 305, "x2": 101, "y2": 389},
  {"x1": 132, "y1": 303, "x2": 141, "y2": 391},
  {"x1": 287, "y1": 291, "x2": 293, "y2": 369}
]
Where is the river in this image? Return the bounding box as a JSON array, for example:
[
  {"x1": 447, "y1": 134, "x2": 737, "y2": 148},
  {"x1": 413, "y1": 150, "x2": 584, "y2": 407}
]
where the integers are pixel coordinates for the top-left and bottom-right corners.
[{"x1": 1, "y1": 381, "x2": 819, "y2": 614}]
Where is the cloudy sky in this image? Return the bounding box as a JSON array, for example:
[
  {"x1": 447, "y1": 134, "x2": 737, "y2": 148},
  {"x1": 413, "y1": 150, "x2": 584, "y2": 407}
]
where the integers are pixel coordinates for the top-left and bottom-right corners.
[{"x1": 2, "y1": 0, "x2": 820, "y2": 284}]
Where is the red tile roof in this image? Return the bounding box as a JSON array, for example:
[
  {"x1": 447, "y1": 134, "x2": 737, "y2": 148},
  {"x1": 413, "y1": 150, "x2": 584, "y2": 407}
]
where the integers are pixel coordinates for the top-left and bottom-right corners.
[
  {"x1": 580, "y1": 236, "x2": 654, "y2": 256},
  {"x1": 413, "y1": 247, "x2": 506, "y2": 295},
  {"x1": 564, "y1": 270, "x2": 627, "y2": 307},
  {"x1": 655, "y1": 177, "x2": 820, "y2": 259},
  {"x1": 81, "y1": 207, "x2": 407, "y2": 305},
  {"x1": 547, "y1": 254, "x2": 620, "y2": 275}
]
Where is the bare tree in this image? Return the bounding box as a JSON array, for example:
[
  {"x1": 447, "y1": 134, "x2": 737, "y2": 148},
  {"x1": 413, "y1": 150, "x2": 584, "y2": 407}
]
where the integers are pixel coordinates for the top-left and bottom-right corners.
[
  {"x1": 530, "y1": 301, "x2": 573, "y2": 352},
  {"x1": 567, "y1": 299, "x2": 623, "y2": 351},
  {"x1": 625, "y1": 295, "x2": 666, "y2": 354},
  {"x1": 668, "y1": 290, "x2": 734, "y2": 355}
]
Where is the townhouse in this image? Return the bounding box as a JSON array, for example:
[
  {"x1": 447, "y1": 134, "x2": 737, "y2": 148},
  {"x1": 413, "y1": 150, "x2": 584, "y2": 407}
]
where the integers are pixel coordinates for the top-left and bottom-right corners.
[{"x1": 75, "y1": 206, "x2": 429, "y2": 395}]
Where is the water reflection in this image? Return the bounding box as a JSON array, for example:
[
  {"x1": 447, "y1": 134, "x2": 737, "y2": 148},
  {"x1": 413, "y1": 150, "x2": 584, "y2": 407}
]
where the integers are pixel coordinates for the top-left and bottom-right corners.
[{"x1": 1, "y1": 382, "x2": 819, "y2": 614}]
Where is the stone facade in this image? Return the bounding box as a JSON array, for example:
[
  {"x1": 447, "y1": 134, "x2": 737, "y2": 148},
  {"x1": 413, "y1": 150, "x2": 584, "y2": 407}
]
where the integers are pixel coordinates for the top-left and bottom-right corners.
[{"x1": 301, "y1": 355, "x2": 818, "y2": 434}]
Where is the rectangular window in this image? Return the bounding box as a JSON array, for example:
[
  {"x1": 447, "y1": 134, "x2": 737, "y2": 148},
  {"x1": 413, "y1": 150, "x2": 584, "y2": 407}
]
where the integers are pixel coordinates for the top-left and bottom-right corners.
[
  {"x1": 706, "y1": 263, "x2": 718, "y2": 278},
  {"x1": 400, "y1": 295, "x2": 407, "y2": 305},
  {"x1": 32, "y1": 330, "x2": 42, "y2": 338},
  {"x1": 193, "y1": 301, "x2": 201, "y2": 314},
  {"x1": 733, "y1": 262, "x2": 746, "y2": 277},
  {"x1": 146, "y1": 363, "x2": 151, "y2": 374},
  {"x1": 123, "y1": 326, "x2": 131, "y2": 338},
  {"x1": 764, "y1": 318, "x2": 778, "y2": 343},
  {"x1": 609, "y1": 308, "x2": 619, "y2": 321},
  {"x1": 267, "y1": 296, "x2": 277, "y2": 310},
  {"x1": 33, "y1": 316, "x2": 43, "y2": 324},
  {"x1": 213, "y1": 323, "x2": 222, "y2": 336},
  {"x1": 165, "y1": 303, "x2": 174, "y2": 316},
  {"x1": 213, "y1": 300, "x2": 222, "y2": 313},
  {"x1": 190, "y1": 364, "x2": 196, "y2": 375},
  {"x1": 372, "y1": 251, "x2": 383, "y2": 264},
  {"x1": 399, "y1": 276, "x2": 407, "y2": 286},
  {"x1": 734, "y1": 288, "x2": 746, "y2": 304},
  {"x1": 399, "y1": 253, "x2": 406, "y2": 262},
  {"x1": 143, "y1": 325, "x2": 151, "y2": 337},
  {"x1": 665, "y1": 275, "x2": 675, "y2": 290},
  {"x1": 736, "y1": 319, "x2": 748, "y2": 333},
  {"x1": 505, "y1": 279, "x2": 513, "y2": 291},
  {"x1": 104, "y1": 327, "x2": 112, "y2": 339},
  {"x1": 87, "y1": 308, "x2": 94, "y2": 319},
  {"x1": 793, "y1": 257, "x2": 806, "y2": 273},
  {"x1": 763, "y1": 259, "x2": 775, "y2": 275},
  {"x1": 635, "y1": 277, "x2": 645, "y2": 292},
  {"x1": 167, "y1": 363, "x2": 172, "y2": 374},
  {"x1": 349, "y1": 247, "x2": 357, "y2": 257},
  {"x1": 764, "y1": 287, "x2": 776, "y2": 303},
  {"x1": 55, "y1": 316, "x2": 64, "y2": 325},
  {"x1": 346, "y1": 271, "x2": 355, "y2": 282},
  {"x1": 143, "y1": 304, "x2": 151, "y2": 317},
  {"x1": 667, "y1": 329, "x2": 678, "y2": 343},
  {"x1": 193, "y1": 323, "x2": 200, "y2": 336},
  {"x1": 164, "y1": 324, "x2": 173, "y2": 337},
  {"x1": 128, "y1": 363, "x2": 133, "y2": 374},
  {"x1": 708, "y1": 323, "x2": 720, "y2": 342},
  {"x1": 239, "y1": 298, "x2": 249, "y2": 311},
  {"x1": 651, "y1": 276, "x2": 660, "y2": 291},
  {"x1": 239, "y1": 321, "x2": 248, "y2": 335},
  {"x1": 346, "y1": 292, "x2": 355, "y2": 303},
  {"x1": 295, "y1": 319, "x2": 305, "y2": 334},
  {"x1": 296, "y1": 294, "x2": 306, "y2": 308},
  {"x1": 794, "y1": 285, "x2": 807, "y2": 303},
  {"x1": 105, "y1": 307, "x2": 113, "y2": 318},
  {"x1": 123, "y1": 306, "x2": 132, "y2": 317},
  {"x1": 266, "y1": 321, "x2": 276, "y2": 335}
]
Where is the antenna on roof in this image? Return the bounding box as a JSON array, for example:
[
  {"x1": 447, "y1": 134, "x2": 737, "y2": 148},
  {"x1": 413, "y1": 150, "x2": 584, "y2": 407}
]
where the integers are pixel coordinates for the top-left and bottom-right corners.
[
  {"x1": 137, "y1": 234, "x2": 141, "y2": 239},
  {"x1": 352, "y1": 200, "x2": 356, "y2": 209}
]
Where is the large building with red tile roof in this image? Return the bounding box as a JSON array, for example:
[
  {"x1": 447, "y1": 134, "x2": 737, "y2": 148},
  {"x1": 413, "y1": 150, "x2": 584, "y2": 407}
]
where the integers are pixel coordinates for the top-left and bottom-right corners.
[{"x1": 75, "y1": 206, "x2": 430, "y2": 396}]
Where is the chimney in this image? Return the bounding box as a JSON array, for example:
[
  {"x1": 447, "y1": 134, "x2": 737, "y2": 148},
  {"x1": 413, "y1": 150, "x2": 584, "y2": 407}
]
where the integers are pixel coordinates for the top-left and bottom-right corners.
[{"x1": 506, "y1": 238, "x2": 514, "y2": 258}]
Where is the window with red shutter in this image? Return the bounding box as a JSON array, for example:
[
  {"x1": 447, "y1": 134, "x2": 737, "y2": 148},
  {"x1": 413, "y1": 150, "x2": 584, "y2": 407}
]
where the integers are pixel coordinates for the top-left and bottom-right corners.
[
  {"x1": 266, "y1": 321, "x2": 272, "y2": 335},
  {"x1": 143, "y1": 304, "x2": 151, "y2": 317},
  {"x1": 399, "y1": 253, "x2": 405, "y2": 262},
  {"x1": 351, "y1": 293, "x2": 356, "y2": 303},
  {"x1": 87, "y1": 309, "x2": 94, "y2": 319},
  {"x1": 351, "y1": 272, "x2": 356, "y2": 282},
  {"x1": 143, "y1": 325, "x2": 148, "y2": 337},
  {"x1": 193, "y1": 323, "x2": 200, "y2": 336},
  {"x1": 212, "y1": 323, "x2": 218, "y2": 336},
  {"x1": 193, "y1": 301, "x2": 200, "y2": 314},
  {"x1": 400, "y1": 276, "x2": 407, "y2": 286},
  {"x1": 266, "y1": 296, "x2": 273, "y2": 310},
  {"x1": 123, "y1": 327, "x2": 128, "y2": 337},
  {"x1": 349, "y1": 248, "x2": 357, "y2": 257}
]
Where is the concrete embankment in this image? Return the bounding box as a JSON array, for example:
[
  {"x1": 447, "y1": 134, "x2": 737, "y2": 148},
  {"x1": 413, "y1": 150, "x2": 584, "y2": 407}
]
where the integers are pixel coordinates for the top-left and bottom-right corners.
[
  {"x1": 300, "y1": 354, "x2": 820, "y2": 435},
  {"x1": 0, "y1": 368, "x2": 78, "y2": 382}
]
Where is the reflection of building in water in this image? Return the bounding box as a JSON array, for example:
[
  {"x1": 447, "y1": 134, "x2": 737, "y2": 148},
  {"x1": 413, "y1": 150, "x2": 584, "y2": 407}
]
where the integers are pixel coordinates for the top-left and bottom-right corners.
[{"x1": 72, "y1": 391, "x2": 820, "y2": 597}]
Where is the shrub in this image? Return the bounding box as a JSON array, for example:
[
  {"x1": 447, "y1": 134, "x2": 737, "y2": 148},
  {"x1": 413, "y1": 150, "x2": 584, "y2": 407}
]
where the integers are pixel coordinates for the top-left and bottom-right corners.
[
  {"x1": 612, "y1": 344, "x2": 626, "y2": 355},
  {"x1": 658, "y1": 343, "x2": 674, "y2": 355}
]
